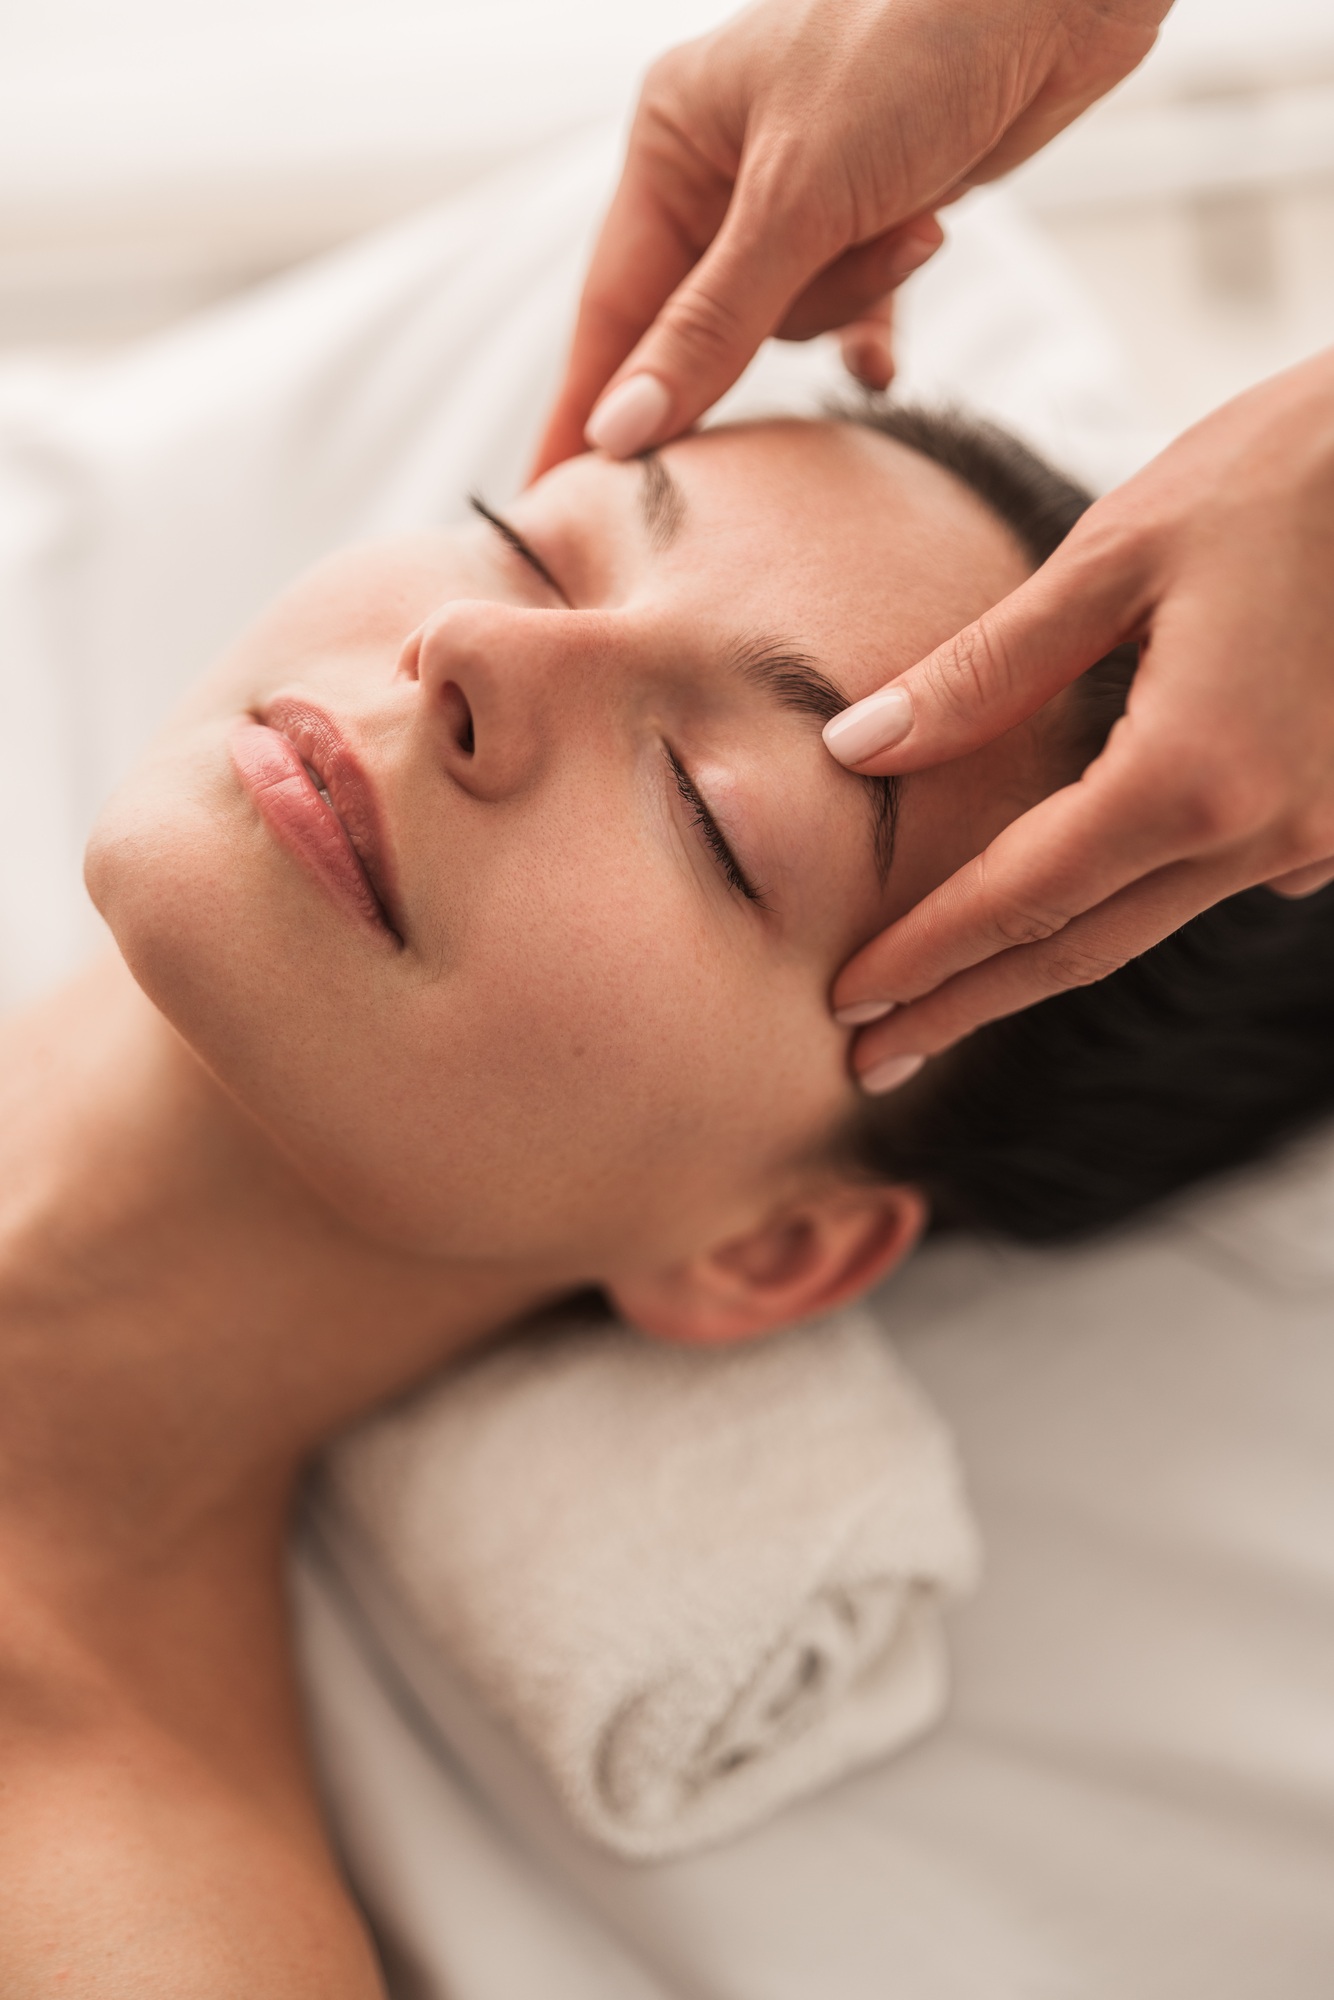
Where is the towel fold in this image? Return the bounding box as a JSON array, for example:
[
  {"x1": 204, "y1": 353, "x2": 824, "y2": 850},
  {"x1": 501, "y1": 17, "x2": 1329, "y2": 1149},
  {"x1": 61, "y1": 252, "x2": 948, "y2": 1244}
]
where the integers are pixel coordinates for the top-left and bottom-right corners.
[{"x1": 315, "y1": 1303, "x2": 980, "y2": 1860}]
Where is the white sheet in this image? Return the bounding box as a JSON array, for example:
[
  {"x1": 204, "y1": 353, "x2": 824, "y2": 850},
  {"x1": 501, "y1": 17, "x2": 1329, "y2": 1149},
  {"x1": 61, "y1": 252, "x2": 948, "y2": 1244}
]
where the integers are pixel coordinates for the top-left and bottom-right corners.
[{"x1": 296, "y1": 1137, "x2": 1334, "y2": 1998}]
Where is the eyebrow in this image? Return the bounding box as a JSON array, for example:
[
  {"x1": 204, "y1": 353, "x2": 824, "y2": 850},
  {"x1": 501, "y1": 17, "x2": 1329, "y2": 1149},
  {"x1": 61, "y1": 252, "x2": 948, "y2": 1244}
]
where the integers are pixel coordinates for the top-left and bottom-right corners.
[
  {"x1": 476, "y1": 477, "x2": 898, "y2": 881},
  {"x1": 731, "y1": 636, "x2": 900, "y2": 881},
  {"x1": 639, "y1": 452, "x2": 687, "y2": 550}
]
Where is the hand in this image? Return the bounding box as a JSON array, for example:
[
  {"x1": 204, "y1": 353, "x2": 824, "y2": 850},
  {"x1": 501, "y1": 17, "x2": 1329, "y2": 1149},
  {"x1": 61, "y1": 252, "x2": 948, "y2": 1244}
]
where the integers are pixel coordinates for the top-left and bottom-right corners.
[
  {"x1": 823, "y1": 347, "x2": 1334, "y2": 1091},
  {"x1": 532, "y1": 0, "x2": 1170, "y2": 473}
]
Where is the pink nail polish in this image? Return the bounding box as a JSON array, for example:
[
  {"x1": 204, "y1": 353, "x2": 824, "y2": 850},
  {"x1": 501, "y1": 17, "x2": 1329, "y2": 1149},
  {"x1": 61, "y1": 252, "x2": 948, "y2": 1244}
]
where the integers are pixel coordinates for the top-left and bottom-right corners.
[
  {"x1": 859, "y1": 1052, "x2": 925, "y2": 1096},
  {"x1": 822, "y1": 685, "x2": 913, "y2": 767},
  {"x1": 834, "y1": 999, "x2": 897, "y2": 1026},
  {"x1": 584, "y1": 374, "x2": 672, "y2": 458}
]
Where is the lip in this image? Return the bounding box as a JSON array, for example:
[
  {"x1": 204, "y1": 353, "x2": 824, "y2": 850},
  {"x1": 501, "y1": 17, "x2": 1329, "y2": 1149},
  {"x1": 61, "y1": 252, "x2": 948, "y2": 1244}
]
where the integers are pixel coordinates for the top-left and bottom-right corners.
[{"x1": 230, "y1": 698, "x2": 404, "y2": 946}]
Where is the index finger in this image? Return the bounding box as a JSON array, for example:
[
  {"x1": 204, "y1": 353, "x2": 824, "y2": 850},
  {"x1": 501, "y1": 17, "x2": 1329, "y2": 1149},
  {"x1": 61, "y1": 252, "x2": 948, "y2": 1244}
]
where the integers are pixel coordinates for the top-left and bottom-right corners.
[
  {"x1": 529, "y1": 140, "x2": 729, "y2": 479},
  {"x1": 850, "y1": 845, "x2": 1267, "y2": 1081},
  {"x1": 823, "y1": 514, "x2": 1154, "y2": 777},
  {"x1": 833, "y1": 741, "x2": 1235, "y2": 1015}
]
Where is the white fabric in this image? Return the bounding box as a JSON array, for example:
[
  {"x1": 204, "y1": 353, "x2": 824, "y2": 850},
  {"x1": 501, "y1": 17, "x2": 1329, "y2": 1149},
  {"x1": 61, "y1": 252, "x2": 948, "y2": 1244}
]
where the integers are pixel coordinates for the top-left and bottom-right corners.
[
  {"x1": 312, "y1": 1306, "x2": 980, "y2": 1860},
  {"x1": 295, "y1": 1133, "x2": 1334, "y2": 1998}
]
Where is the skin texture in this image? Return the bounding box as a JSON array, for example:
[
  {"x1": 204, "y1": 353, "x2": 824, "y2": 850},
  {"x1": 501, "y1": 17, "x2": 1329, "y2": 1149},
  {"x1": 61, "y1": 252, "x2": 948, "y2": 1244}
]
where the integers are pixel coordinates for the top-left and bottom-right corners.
[
  {"x1": 1, "y1": 417, "x2": 1071, "y2": 1993},
  {"x1": 533, "y1": 0, "x2": 1170, "y2": 469},
  {"x1": 87, "y1": 419, "x2": 1059, "y2": 1324},
  {"x1": 829, "y1": 348, "x2": 1334, "y2": 1078}
]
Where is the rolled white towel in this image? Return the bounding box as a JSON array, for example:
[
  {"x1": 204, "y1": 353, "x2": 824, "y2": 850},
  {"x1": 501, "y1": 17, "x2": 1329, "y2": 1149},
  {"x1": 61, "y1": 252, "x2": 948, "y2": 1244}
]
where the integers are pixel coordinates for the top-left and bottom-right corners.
[{"x1": 314, "y1": 1303, "x2": 981, "y2": 1861}]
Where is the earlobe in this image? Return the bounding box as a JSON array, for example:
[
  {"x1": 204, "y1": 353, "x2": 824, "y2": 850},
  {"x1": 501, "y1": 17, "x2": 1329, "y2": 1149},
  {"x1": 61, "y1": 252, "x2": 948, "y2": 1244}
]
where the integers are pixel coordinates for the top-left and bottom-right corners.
[{"x1": 609, "y1": 1182, "x2": 927, "y2": 1347}]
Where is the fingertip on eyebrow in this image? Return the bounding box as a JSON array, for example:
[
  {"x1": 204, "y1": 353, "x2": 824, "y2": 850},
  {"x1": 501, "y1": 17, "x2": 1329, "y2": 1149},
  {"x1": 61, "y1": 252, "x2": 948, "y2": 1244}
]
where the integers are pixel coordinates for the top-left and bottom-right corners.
[{"x1": 730, "y1": 634, "x2": 901, "y2": 882}]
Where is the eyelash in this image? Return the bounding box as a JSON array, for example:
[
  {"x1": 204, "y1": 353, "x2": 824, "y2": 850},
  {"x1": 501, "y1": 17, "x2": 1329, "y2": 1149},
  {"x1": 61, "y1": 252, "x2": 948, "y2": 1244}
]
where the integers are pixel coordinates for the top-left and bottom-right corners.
[
  {"x1": 469, "y1": 494, "x2": 564, "y2": 598},
  {"x1": 471, "y1": 494, "x2": 760, "y2": 909},
  {"x1": 668, "y1": 750, "x2": 763, "y2": 906}
]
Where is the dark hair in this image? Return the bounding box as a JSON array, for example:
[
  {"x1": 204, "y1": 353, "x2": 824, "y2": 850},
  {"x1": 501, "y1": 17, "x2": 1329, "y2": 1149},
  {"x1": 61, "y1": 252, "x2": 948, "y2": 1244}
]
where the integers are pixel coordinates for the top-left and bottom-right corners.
[{"x1": 841, "y1": 401, "x2": 1334, "y2": 1241}]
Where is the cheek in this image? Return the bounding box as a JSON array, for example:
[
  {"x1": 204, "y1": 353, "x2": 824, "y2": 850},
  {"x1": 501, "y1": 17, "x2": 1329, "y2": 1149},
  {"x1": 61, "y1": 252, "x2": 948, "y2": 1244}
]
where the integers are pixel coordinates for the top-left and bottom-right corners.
[
  {"x1": 358, "y1": 829, "x2": 850, "y2": 1268},
  {"x1": 91, "y1": 741, "x2": 847, "y2": 1272},
  {"x1": 86, "y1": 735, "x2": 429, "y2": 1238}
]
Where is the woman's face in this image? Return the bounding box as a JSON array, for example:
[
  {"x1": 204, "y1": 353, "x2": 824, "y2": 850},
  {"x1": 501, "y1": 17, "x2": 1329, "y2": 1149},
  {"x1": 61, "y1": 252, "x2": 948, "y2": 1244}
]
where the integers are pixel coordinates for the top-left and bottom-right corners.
[{"x1": 89, "y1": 419, "x2": 1045, "y2": 1284}]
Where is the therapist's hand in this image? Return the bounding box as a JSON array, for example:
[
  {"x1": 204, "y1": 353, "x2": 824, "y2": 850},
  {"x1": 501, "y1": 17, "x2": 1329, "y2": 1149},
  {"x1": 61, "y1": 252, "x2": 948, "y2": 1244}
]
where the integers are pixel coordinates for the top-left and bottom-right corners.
[
  {"x1": 824, "y1": 347, "x2": 1334, "y2": 1092},
  {"x1": 533, "y1": 0, "x2": 1169, "y2": 473}
]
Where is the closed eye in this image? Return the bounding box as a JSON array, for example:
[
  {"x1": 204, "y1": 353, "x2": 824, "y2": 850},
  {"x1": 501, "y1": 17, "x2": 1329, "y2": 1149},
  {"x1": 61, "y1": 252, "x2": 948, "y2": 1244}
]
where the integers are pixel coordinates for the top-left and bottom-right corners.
[
  {"x1": 667, "y1": 749, "x2": 765, "y2": 907},
  {"x1": 471, "y1": 494, "x2": 760, "y2": 905},
  {"x1": 469, "y1": 494, "x2": 566, "y2": 601}
]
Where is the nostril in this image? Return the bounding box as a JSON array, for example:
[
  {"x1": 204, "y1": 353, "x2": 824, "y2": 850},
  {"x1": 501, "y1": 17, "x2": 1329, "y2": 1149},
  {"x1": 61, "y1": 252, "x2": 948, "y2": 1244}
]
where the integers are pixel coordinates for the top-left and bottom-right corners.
[{"x1": 439, "y1": 681, "x2": 474, "y2": 756}]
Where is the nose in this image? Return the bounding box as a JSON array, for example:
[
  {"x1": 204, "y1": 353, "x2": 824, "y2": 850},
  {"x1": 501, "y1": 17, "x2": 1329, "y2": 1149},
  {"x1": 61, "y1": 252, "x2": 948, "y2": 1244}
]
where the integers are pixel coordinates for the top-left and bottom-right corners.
[{"x1": 400, "y1": 599, "x2": 603, "y2": 802}]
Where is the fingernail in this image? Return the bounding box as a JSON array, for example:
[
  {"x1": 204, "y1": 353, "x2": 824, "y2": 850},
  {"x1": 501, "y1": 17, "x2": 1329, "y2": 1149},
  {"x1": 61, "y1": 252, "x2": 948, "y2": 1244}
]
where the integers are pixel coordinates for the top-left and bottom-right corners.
[
  {"x1": 859, "y1": 1052, "x2": 925, "y2": 1096},
  {"x1": 585, "y1": 373, "x2": 672, "y2": 458},
  {"x1": 822, "y1": 685, "x2": 913, "y2": 767},
  {"x1": 834, "y1": 999, "x2": 897, "y2": 1026}
]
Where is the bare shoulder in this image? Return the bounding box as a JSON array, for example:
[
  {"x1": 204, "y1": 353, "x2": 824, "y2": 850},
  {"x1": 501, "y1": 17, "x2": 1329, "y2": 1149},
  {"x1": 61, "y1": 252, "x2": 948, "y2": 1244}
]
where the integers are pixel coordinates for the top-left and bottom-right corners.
[
  {"x1": 0, "y1": 1524, "x2": 387, "y2": 2000},
  {"x1": 0, "y1": 1633, "x2": 385, "y2": 1999}
]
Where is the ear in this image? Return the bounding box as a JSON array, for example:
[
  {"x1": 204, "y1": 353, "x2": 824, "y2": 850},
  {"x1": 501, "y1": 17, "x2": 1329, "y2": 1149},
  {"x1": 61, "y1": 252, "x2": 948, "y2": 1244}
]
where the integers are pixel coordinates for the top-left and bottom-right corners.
[{"x1": 607, "y1": 1181, "x2": 927, "y2": 1347}]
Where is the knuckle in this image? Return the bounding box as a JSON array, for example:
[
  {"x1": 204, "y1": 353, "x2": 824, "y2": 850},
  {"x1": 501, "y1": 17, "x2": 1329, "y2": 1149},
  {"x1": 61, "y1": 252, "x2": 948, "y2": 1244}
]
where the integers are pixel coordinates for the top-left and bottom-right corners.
[
  {"x1": 1030, "y1": 938, "x2": 1130, "y2": 997},
  {"x1": 740, "y1": 144, "x2": 837, "y2": 243},
  {"x1": 642, "y1": 46, "x2": 683, "y2": 94},
  {"x1": 717, "y1": 178, "x2": 834, "y2": 285},
  {"x1": 972, "y1": 850, "x2": 1072, "y2": 954},
  {"x1": 989, "y1": 904, "x2": 1067, "y2": 951},
  {"x1": 1160, "y1": 782, "x2": 1237, "y2": 850},
  {"x1": 640, "y1": 41, "x2": 703, "y2": 110},
  {"x1": 1064, "y1": 497, "x2": 1156, "y2": 578},
  {"x1": 658, "y1": 281, "x2": 751, "y2": 365},
  {"x1": 923, "y1": 622, "x2": 1009, "y2": 727},
  {"x1": 1141, "y1": 746, "x2": 1270, "y2": 851}
]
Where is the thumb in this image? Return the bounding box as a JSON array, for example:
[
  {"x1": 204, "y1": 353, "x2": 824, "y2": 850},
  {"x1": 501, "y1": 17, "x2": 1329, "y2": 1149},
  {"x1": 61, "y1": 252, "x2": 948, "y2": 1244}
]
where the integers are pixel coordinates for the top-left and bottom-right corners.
[
  {"x1": 822, "y1": 517, "x2": 1153, "y2": 776},
  {"x1": 584, "y1": 185, "x2": 837, "y2": 459}
]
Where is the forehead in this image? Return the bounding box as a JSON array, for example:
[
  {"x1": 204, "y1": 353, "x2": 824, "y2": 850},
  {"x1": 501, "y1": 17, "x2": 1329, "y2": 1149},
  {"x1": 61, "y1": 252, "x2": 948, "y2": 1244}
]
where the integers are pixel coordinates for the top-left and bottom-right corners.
[{"x1": 558, "y1": 419, "x2": 1033, "y2": 706}]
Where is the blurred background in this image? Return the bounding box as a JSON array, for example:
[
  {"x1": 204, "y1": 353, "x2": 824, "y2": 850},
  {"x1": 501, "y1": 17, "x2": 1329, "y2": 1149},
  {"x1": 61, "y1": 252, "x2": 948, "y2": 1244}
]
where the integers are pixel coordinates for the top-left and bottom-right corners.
[{"x1": 2, "y1": 0, "x2": 1332, "y2": 439}]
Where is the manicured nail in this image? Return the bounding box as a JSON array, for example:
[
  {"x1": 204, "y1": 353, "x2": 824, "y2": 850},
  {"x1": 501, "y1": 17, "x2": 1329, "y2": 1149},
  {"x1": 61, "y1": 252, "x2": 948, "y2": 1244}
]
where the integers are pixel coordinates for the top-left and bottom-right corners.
[
  {"x1": 834, "y1": 999, "x2": 897, "y2": 1026},
  {"x1": 859, "y1": 1052, "x2": 925, "y2": 1096},
  {"x1": 585, "y1": 373, "x2": 672, "y2": 458},
  {"x1": 822, "y1": 685, "x2": 914, "y2": 767}
]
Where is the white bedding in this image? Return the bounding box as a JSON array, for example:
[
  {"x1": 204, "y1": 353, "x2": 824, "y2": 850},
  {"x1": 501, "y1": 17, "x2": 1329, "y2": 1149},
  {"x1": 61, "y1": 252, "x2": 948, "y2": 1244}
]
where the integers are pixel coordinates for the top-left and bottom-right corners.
[
  {"x1": 296, "y1": 1141, "x2": 1334, "y2": 1997},
  {"x1": 5, "y1": 127, "x2": 1328, "y2": 2000}
]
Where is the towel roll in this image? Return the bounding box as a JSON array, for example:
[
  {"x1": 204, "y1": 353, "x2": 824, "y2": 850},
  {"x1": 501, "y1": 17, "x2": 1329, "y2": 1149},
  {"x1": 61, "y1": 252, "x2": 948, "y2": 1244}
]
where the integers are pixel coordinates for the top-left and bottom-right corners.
[{"x1": 315, "y1": 1304, "x2": 980, "y2": 1860}]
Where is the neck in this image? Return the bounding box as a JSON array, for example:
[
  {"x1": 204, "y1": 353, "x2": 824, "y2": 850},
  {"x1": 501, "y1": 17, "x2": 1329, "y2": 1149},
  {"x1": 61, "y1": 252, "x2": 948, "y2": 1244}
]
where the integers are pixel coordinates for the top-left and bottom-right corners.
[{"x1": 0, "y1": 955, "x2": 553, "y2": 1533}]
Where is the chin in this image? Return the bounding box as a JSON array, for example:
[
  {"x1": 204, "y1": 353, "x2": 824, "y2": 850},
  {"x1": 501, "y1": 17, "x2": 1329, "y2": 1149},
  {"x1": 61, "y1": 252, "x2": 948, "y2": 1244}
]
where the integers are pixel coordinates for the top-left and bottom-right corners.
[
  {"x1": 87, "y1": 726, "x2": 257, "y2": 1024},
  {"x1": 84, "y1": 733, "x2": 452, "y2": 1254}
]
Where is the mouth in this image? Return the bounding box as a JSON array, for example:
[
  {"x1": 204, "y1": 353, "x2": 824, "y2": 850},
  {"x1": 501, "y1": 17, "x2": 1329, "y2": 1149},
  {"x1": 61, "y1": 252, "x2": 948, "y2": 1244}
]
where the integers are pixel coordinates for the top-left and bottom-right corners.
[{"x1": 230, "y1": 697, "x2": 405, "y2": 947}]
